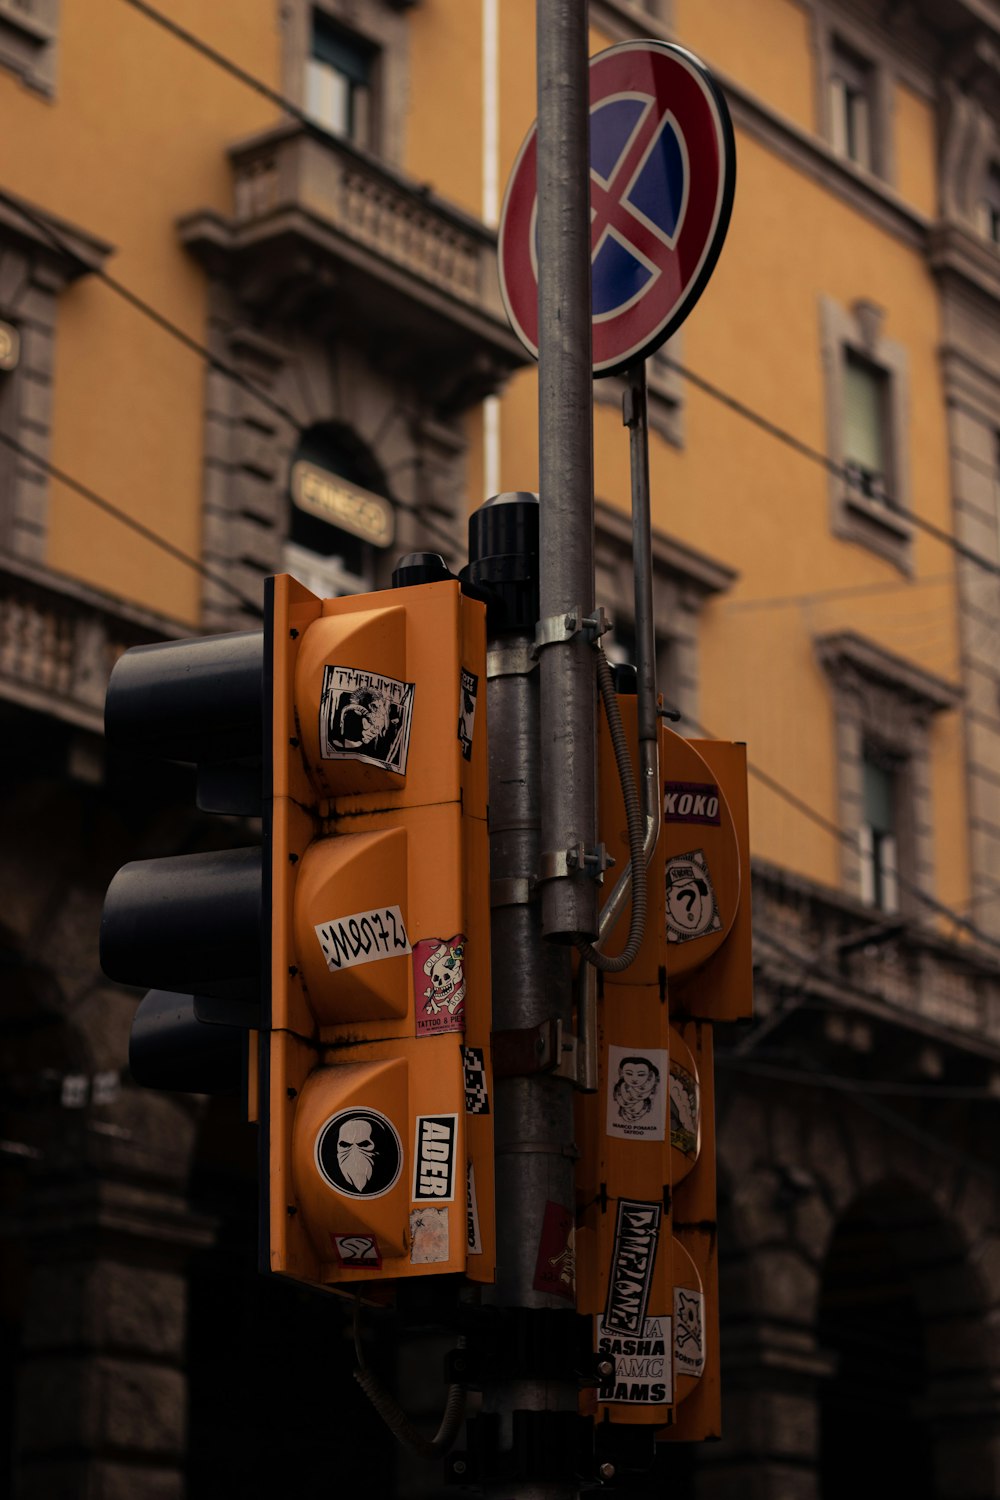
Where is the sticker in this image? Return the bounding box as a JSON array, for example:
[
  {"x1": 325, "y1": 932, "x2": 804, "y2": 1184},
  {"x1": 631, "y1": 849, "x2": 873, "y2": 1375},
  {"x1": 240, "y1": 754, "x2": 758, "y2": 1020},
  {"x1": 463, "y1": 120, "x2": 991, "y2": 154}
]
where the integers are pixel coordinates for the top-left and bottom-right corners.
[
  {"x1": 412, "y1": 1114, "x2": 458, "y2": 1201},
  {"x1": 603, "y1": 1200, "x2": 662, "y2": 1335},
  {"x1": 319, "y1": 665, "x2": 415, "y2": 776},
  {"x1": 466, "y1": 1162, "x2": 482, "y2": 1255},
  {"x1": 314, "y1": 903, "x2": 411, "y2": 972},
  {"x1": 596, "y1": 1315, "x2": 672, "y2": 1405},
  {"x1": 669, "y1": 1057, "x2": 700, "y2": 1159},
  {"x1": 606, "y1": 1045, "x2": 667, "y2": 1141},
  {"x1": 316, "y1": 1108, "x2": 403, "y2": 1199},
  {"x1": 663, "y1": 781, "x2": 720, "y2": 825},
  {"x1": 674, "y1": 1288, "x2": 705, "y2": 1378},
  {"x1": 410, "y1": 1205, "x2": 449, "y2": 1264},
  {"x1": 413, "y1": 935, "x2": 466, "y2": 1036},
  {"x1": 463, "y1": 1046, "x2": 490, "y2": 1114},
  {"x1": 458, "y1": 668, "x2": 479, "y2": 761},
  {"x1": 331, "y1": 1234, "x2": 382, "y2": 1270},
  {"x1": 532, "y1": 1201, "x2": 576, "y2": 1301},
  {"x1": 665, "y1": 849, "x2": 722, "y2": 944}
]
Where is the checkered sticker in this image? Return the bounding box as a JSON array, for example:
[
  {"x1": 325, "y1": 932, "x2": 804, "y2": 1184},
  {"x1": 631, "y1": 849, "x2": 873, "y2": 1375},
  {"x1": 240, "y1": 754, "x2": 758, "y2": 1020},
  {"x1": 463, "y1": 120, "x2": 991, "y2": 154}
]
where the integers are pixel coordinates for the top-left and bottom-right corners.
[{"x1": 463, "y1": 1046, "x2": 490, "y2": 1115}]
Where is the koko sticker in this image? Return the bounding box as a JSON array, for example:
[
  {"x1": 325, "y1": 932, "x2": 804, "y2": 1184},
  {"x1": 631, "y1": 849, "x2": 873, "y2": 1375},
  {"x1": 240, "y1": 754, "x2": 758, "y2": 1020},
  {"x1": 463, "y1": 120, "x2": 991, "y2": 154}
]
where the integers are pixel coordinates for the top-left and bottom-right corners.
[
  {"x1": 674, "y1": 1288, "x2": 705, "y2": 1379},
  {"x1": 458, "y1": 668, "x2": 479, "y2": 761},
  {"x1": 463, "y1": 1046, "x2": 490, "y2": 1115},
  {"x1": 532, "y1": 1201, "x2": 576, "y2": 1301},
  {"x1": 412, "y1": 1114, "x2": 458, "y2": 1201},
  {"x1": 604, "y1": 1200, "x2": 662, "y2": 1335},
  {"x1": 467, "y1": 1162, "x2": 482, "y2": 1255},
  {"x1": 316, "y1": 1108, "x2": 402, "y2": 1199},
  {"x1": 409, "y1": 1206, "x2": 450, "y2": 1264},
  {"x1": 414, "y1": 935, "x2": 466, "y2": 1036},
  {"x1": 596, "y1": 1315, "x2": 672, "y2": 1406},
  {"x1": 606, "y1": 1045, "x2": 667, "y2": 1141},
  {"x1": 315, "y1": 904, "x2": 411, "y2": 972},
  {"x1": 319, "y1": 664, "x2": 415, "y2": 776},
  {"x1": 665, "y1": 849, "x2": 722, "y2": 944},
  {"x1": 663, "y1": 781, "x2": 721, "y2": 825},
  {"x1": 669, "y1": 1057, "x2": 700, "y2": 1159},
  {"x1": 331, "y1": 1234, "x2": 382, "y2": 1270}
]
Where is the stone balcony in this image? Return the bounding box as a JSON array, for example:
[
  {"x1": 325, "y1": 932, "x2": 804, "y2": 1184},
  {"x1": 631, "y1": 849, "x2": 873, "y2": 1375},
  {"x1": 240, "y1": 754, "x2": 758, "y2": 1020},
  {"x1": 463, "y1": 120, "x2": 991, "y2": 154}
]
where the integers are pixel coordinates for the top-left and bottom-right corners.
[{"x1": 179, "y1": 121, "x2": 529, "y2": 412}]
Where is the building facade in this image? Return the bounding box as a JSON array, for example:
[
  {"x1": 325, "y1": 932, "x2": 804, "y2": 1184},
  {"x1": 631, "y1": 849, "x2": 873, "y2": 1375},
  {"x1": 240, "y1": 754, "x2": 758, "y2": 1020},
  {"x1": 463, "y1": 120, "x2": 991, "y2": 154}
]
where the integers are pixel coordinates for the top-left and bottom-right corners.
[{"x1": 0, "y1": 0, "x2": 997, "y2": 1495}]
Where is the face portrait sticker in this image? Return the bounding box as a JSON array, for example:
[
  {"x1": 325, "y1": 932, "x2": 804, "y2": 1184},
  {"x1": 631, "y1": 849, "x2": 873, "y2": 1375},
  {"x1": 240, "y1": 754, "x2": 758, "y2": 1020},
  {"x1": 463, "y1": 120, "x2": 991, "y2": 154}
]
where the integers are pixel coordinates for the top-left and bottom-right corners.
[
  {"x1": 674, "y1": 1288, "x2": 705, "y2": 1378},
  {"x1": 664, "y1": 848, "x2": 722, "y2": 944},
  {"x1": 413, "y1": 935, "x2": 467, "y2": 1037},
  {"x1": 315, "y1": 1108, "x2": 403, "y2": 1199},
  {"x1": 669, "y1": 1057, "x2": 700, "y2": 1159},
  {"x1": 458, "y1": 668, "x2": 479, "y2": 762},
  {"x1": 409, "y1": 1206, "x2": 449, "y2": 1264},
  {"x1": 319, "y1": 665, "x2": 415, "y2": 776},
  {"x1": 606, "y1": 1044, "x2": 667, "y2": 1141}
]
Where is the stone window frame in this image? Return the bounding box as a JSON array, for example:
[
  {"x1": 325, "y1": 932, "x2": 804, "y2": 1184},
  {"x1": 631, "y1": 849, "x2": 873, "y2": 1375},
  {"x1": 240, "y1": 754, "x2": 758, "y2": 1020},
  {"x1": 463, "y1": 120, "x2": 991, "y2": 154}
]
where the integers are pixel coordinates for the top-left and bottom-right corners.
[
  {"x1": 820, "y1": 293, "x2": 913, "y2": 573},
  {"x1": 816, "y1": 630, "x2": 960, "y2": 916},
  {"x1": 0, "y1": 193, "x2": 109, "y2": 563},
  {"x1": 0, "y1": 0, "x2": 59, "y2": 96},
  {"x1": 813, "y1": 8, "x2": 895, "y2": 187},
  {"x1": 595, "y1": 499, "x2": 736, "y2": 729},
  {"x1": 281, "y1": 0, "x2": 414, "y2": 167}
]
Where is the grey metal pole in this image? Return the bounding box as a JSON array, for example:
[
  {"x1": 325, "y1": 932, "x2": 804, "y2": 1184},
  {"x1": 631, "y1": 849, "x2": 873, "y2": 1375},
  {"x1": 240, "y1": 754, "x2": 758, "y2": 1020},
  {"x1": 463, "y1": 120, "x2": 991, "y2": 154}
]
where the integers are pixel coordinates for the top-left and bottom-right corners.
[{"x1": 536, "y1": 0, "x2": 598, "y2": 944}]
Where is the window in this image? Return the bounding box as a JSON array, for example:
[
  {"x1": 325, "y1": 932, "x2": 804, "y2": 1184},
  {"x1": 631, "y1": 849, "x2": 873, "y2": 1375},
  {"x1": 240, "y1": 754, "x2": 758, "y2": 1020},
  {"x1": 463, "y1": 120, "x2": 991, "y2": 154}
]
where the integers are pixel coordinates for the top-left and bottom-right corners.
[
  {"x1": 976, "y1": 163, "x2": 1000, "y2": 246},
  {"x1": 0, "y1": 0, "x2": 59, "y2": 94},
  {"x1": 828, "y1": 40, "x2": 875, "y2": 171},
  {"x1": 821, "y1": 296, "x2": 911, "y2": 569},
  {"x1": 860, "y1": 745, "x2": 899, "y2": 912},
  {"x1": 305, "y1": 13, "x2": 376, "y2": 148}
]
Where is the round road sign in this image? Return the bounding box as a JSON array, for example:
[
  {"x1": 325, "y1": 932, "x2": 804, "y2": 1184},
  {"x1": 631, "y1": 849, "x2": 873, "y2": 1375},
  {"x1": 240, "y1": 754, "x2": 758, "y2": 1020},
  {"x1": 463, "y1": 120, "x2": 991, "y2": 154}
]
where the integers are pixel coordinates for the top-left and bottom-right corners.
[{"x1": 498, "y1": 41, "x2": 736, "y2": 377}]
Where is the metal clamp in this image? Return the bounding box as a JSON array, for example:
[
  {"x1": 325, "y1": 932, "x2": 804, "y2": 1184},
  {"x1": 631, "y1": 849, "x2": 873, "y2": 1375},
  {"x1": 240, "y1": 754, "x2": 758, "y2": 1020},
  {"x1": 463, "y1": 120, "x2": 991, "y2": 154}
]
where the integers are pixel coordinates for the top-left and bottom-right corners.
[
  {"x1": 491, "y1": 1018, "x2": 579, "y2": 1083},
  {"x1": 538, "y1": 842, "x2": 615, "y2": 884},
  {"x1": 486, "y1": 641, "x2": 538, "y2": 680},
  {"x1": 533, "y1": 605, "x2": 611, "y2": 655},
  {"x1": 490, "y1": 876, "x2": 534, "y2": 909}
]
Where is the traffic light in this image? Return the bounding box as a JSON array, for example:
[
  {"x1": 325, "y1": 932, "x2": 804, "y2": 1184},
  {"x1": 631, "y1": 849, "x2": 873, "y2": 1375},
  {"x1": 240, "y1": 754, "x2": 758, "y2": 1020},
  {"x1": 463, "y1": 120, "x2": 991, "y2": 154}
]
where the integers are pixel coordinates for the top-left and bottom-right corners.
[
  {"x1": 100, "y1": 570, "x2": 495, "y2": 1298},
  {"x1": 575, "y1": 689, "x2": 751, "y2": 1439}
]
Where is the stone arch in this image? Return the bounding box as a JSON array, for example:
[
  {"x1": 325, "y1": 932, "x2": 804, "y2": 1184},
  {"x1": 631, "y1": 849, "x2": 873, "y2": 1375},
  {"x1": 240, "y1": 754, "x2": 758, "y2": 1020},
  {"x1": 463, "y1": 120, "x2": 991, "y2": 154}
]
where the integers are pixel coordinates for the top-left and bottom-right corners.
[{"x1": 817, "y1": 1177, "x2": 999, "y2": 1500}]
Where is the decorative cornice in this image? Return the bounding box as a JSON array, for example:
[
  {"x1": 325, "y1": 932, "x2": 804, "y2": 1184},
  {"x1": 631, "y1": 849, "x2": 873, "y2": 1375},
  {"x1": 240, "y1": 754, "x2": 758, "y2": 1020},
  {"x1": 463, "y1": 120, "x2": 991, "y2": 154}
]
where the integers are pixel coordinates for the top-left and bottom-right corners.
[
  {"x1": 595, "y1": 498, "x2": 738, "y2": 596},
  {"x1": 0, "y1": 189, "x2": 113, "y2": 284},
  {"x1": 816, "y1": 629, "x2": 962, "y2": 713}
]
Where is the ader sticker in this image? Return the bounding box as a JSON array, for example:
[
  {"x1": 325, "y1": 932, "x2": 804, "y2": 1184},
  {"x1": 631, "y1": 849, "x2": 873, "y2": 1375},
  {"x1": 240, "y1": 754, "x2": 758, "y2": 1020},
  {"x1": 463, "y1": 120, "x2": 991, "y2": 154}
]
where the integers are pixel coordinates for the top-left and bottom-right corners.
[
  {"x1": 314, "y1": 903, "x2": 410, "y2": 972},
  {"x1": 319, "y1": 664, "x2": 415, "y2": 776},
  {"x1": 604, "y1": 1199, "x2": 662, "y2": 1335},
  {"x1": 665, "y1": 848, "x2": 722, "y2": 944},
  {"x1": 532, "y1": 1200, "x2": 576, "y2": 1301},
  {"x1": 316, "y1": 1108, "x2": 403, "y2": 1200},
  {"x1": 606, "y1": 1045, "x2": 667, "y2": 1141},
  {"x1": 409, "y1": 1205, "x2": 449, "y2": 1264},
  {"x1": 674, "y1": 1288, "x2": 705, "y2": 1378},
  {"x1": 596, "y1": 1314, "x2": 673, "y2": 1406},
  {"x1": 458, "y1": 668, "x2": 479, "y2": 761},
  {"x1": 414, "y1": 935, "x2": 466, "y2": 1036},
  {"x1": 412, "y1": 1114, "x2": 458, "y2": 1202},
  {"x1": 331, "y1": 1234, "x2": 382, "y2": 1270},
  {"x1": 669, "y1": 1057, "x2": 700, "y2": 1159},
  {"x1": 463, "y1": 1046, "x2": 490, "y2": 1115},
  {"x1": 466, "y1": 1162, "x2": 483, "y2": 1255}
]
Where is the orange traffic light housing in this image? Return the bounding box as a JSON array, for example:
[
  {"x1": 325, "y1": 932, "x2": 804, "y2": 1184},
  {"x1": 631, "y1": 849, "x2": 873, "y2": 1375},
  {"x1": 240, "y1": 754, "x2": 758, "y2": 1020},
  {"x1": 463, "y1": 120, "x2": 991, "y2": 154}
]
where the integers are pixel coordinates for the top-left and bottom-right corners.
[
  {"x1": 261, "y1": 574, "x2": 495, "y2": 1295},
  {"x1": 576, "y1": 691, "x2": 751, "y2": 1437}
]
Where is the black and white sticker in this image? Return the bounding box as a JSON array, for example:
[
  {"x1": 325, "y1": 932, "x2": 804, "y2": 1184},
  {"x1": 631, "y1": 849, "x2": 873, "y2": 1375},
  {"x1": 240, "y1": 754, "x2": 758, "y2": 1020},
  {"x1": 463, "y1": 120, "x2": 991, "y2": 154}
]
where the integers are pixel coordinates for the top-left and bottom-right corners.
[
  {"x1": 316, "y1": 1108, "x2": 402, "y2": 1199},
  {"x1": 596, "y1": 1314, "x2": 673, "y2": 1405},
  {"x1": 314, "y1": 904, "x2": 411, "y2": 972},
  {"x1": 410, "y1": 1206, "x2": 449, "y2": 1263},
  {"x1": 467, "y1": 1162, "x2": 482, "y2": 1255},
  {"x1": 331, "y1": 1234, "x2": 381, "y2": 1270},
  {"x1": 458, "y1": 668, "x2": 479, "y2": 762},
  {"x1": 669, "y1": 1057, "x2": 700, "y2": 1159},
  {"x1": 663, "y1": 781, "x2": 721, "y2": 825},
  {"x1": 463, "y1": 1046, "x2": 490, "y2": 1115},
  {"x1": 606, "y1": 1044, "x2": 667, "y2": 1141},
  {"x1": 412, "y1": 1114, "x2": 458, "y2": 1201},
  {"x1": 319, "y1": 664, "x2": 415, "y2": 776},
  {"x1": 674, "y1": 1288, "x2": 705, "y2": 1378},
  {"x1": 665, "y1": 849, "x2": 722, "y2": 944},
  {"x1": 603, "y1": 1199, "x2": 662, "y2": 1335}
]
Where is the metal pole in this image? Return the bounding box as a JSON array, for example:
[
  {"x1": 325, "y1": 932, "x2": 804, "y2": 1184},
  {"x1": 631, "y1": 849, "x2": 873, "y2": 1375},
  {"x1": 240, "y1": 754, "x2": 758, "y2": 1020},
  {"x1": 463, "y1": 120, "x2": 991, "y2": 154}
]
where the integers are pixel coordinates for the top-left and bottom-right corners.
[{"x1": 536, "y1": 0, "x2": 598, "y2": 944}]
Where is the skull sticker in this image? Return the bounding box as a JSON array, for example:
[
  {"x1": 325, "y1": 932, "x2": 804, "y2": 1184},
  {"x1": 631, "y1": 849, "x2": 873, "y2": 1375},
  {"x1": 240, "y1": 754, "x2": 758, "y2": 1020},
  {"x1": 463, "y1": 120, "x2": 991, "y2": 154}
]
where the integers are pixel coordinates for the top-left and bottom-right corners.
[
  {"x1": 315, "y1": 1107, "x2": 403, "y2": 1199},
  {"x1": 413, "y1": 935, "x2": 467, "y2": 1036}
]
